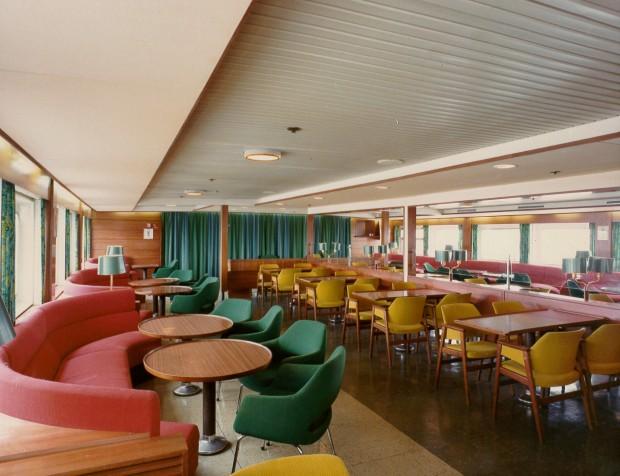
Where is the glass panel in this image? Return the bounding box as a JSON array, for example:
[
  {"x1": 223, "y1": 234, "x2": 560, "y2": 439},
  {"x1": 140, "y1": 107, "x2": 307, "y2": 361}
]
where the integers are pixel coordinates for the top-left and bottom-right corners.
[
  {"x1": 529, "y1": 223, "x2": 590, "y2": 266},
  {"x1": 428, "y1": 225, "x2": 460, "y2": 254},
  {"x1": 477, "y1": 224, "x2": 521, "y2": 262},
  {"x1": 15, "y1": 193, "x2": 36, "y2": 315}
]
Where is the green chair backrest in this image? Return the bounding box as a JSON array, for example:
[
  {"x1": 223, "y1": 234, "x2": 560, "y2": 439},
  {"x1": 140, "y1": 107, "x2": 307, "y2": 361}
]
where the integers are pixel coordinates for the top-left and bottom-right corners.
[
  {"x1": 202, "y1": 277, "x2": 220, "y2": 305},
  {"x1": 168, "y1": 259, "x2": 179, "y2": 269},
  {"x1": 213, "y1": 298, "x2": 252, "y2": 323},
  {"x1": 192, "y1": 275, "x2": 209, "y2": 289},
  {"x1": 258, "y1": 305, "x2": 283, "y2": 333},
  {"x1": 423, "y1": 262, "x2": 437, "y2": 273},
  {"x1": 279, "y1": 320, "x2": 326, "y2": 361},
  {"x1": 566, "y1": 280, "x2": 584, "y2": 298},
  {"x1": 170, "y1": 269, "x2": 193, "y2": 283}
]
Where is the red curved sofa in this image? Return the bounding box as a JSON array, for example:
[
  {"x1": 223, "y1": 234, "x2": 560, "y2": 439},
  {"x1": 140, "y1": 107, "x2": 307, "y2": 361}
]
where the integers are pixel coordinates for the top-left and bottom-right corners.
[
  {"x1": 0, "y1": 289, "x2": 199, "y2": 473},
  {"x1": 64, "y1": 267, "x2": 139, "y2": 297}
]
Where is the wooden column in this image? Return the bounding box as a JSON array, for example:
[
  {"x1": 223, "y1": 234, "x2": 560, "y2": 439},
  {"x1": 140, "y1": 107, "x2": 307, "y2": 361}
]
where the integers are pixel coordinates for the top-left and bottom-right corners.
[
  {"x1": 380, "y1": 210, "x2": 390, "y2": 245},
  {"x1": 220, "y1": 205, "x2": 229, "y2": 298},
  {"x1": 43, "y1": 180, "x2": 55, "y2": 302},
  {"x1": 407, "y1": 206, "x2": 416, "y2": 276},
  {"x1": 306, "y1": 214, "x2": 315, "y2": 258}
]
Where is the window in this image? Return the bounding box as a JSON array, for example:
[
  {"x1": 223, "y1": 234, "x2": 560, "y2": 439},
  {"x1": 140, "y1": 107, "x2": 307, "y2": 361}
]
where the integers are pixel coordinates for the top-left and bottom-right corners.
[
  {"x1": 415, "y1": 226, "x2": 425, "y2": 257},
  {"x1": 15, "y1": 192, "x2": 37, "y2": 315},
  {"x1": 477, "y1": 224, "x2": 521, "y2": 262},
  {"x1": 529, "y1": 223, "x2": 590, "y2": 267},
  {"x1": 69, "y1": 212, "x2": 78, "y2": 273},
  {"x1": 428, "y1": 225, "x2": 460, "y2": 254}
]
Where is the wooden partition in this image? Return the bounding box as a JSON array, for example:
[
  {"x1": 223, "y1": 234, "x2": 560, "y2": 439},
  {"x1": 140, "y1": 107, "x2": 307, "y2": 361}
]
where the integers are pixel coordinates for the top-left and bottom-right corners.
[{"x1": 228, "y1": 258, "x2": 310, "y2": 293}]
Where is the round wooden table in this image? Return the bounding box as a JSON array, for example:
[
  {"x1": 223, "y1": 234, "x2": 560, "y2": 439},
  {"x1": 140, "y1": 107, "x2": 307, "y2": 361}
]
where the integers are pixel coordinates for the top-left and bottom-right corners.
[
  {"x1": 139, "y1": 314, "x2": 234, "y2": 397},
  {"x1": 144, "y1": 340, "x2": 271, "y2": 455},
  {"x1": 134, "y1": 285, "x2": 193, "y2": 317},
  {"x1": 129, "y1": 277, "x2": 179, "y2": 288},
  {"x1": 131, "y1": 263, "x2": 161, "y2": 279}
]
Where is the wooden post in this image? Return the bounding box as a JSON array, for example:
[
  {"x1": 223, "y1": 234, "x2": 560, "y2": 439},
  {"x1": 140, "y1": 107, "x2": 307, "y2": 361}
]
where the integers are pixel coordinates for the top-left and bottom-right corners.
[
  {"x1": 407, "y1": 206, "x2": 417, "y2": 276},
  {"x1": 462, "y1": 218, "x2": 472, "y2": 258},
  {"x1": 306, "y1": 214, "x2": 315, "y2": 258},
  {"x1": 220, "y1": 205, "x2": 229, "y2": 298},
  {"x1": 43, "y1": 180, "x2": 55, "y2": 302},
  {"x1": 380, "y1": 210, "x2": 390, "y2": 245}
]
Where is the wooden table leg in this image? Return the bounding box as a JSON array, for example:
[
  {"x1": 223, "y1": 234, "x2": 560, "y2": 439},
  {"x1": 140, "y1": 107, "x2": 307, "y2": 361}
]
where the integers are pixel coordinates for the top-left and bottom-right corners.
[{"x1": 198, "y1": 381, "x2": 230, "y2": 455}]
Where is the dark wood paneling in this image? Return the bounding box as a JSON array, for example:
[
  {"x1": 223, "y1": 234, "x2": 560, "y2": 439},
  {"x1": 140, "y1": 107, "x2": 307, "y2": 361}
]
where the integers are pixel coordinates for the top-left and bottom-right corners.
[
  {"x1": 91, "y1": 212, "x2": 161, "y2": 266},
  {"x1": 228, "y1": 258, "x2": 310, "y2": 291}
]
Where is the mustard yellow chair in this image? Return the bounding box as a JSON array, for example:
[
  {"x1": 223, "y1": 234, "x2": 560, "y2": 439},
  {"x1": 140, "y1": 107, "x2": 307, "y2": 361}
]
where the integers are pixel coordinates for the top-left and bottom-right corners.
[
  {"x1": 312, "y1": 267, "x2": 332, "y2": 277},
  {"x1": 492, "y1": 328, "x2": 592, "y2": 442},
  {"x1": 294, "y1": 262, "x2": 313, "y2": 270},
  {"x1": 307, "y1": 279, "x2": 346, "y2": 322},
  {"x1": 341, "y1": 283, "x2": 376, "y2": 351},
  {"x1": 292, "y1": 270, "x2": 317, "y2": 320},
  {"x1": 464, "y1": 277, "x2": 487, "y2": 284},
  {"x1": 270, "y1": 268, "x2": 296, "y2": 309},
  {"x1": 584, "y1": 324, "x2": 620, "y2": 421},
  {"x1": 492, "y1": 300, "x2": 527, "y2": 315},
  {"x1": 435, "y1": 303, "x2": 496, "y2": 406},
  {"x1": 391, "y1": 281, "x2": 416, "y2": 290},
  {"x1": 334, "y1": 270, "x2": 357, "y2": 277},
  {"x1": 425, "y1": 293, "x2": 471, "y2": 346},
  {"x1": 232, "y1": 455, "x2": 349, "y2": 476},
  {"x1": 258, "y1": 264, "x2": 279, "y2": 301},
  {"x1": 589, "y1": 293, "x2": 614, "y2": 303},
  {"x1": 353, "y1": 277, "x2": 380, "y2": 290},
  {"x1": 369, "y1": 296, "x2": 430, "y2": 368}
]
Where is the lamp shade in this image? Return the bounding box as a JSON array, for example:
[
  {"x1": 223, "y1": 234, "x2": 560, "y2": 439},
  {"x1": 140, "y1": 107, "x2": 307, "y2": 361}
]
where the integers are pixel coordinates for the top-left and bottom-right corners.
[
  {"x1": 562, "y1": 258, "x2": 576, "y2": 274},
  {"x1": 587, "y1": 256, "x2": 614, "y2": 274},
  {"x1": 435, "y1": 250, "x2": 451, "y2": 263},
  {"x1": 575, "y1": 250, "x2": 590, "y2": 260},
  {"x1": 444, "y1": 245, "x2": 453, "y2": 251},
  {"x1": 453, "y1": 249, "x2": 467, "y2": 262},
  {"x1": 106, "y1": 245, "x2": 124, "y2": 255},
  {"x1": 98, "y1": 255, "x2": 126, "y2": 276}
]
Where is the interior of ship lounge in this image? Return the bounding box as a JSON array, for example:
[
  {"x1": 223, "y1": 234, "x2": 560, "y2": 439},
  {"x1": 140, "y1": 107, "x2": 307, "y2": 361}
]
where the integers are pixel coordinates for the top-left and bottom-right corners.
[{"x1": 0, "y1": 1, "x2": 619, "y2": 475}]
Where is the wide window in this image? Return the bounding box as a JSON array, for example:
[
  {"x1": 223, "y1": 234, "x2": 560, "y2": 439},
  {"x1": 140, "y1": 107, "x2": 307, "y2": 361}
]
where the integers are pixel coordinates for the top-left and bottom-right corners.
[
  {"x1": 428, "y1": 225, "x2": 460, "y2": 254},
  {"x1": 529, "y1": 223, "x2": 590, "y2": 267},
  {"x1": 15, "y1": 192, "x2": 37, "y2": 315},
  {"x1": 415, "y1": 225, "x2": 425, "y2": 257},
  {"x1": 477, "y1": 224, "x2": 521, "y2": 262}
]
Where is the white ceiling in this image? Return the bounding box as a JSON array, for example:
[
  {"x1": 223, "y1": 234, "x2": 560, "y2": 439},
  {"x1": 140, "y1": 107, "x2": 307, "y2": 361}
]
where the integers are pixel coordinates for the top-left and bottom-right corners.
[
  {"x1": 139, "y1": 0, "x2": 620, "y2": 210},
  {"x1": 0, "y1": 0, "x2": 251, "y2": 210}
]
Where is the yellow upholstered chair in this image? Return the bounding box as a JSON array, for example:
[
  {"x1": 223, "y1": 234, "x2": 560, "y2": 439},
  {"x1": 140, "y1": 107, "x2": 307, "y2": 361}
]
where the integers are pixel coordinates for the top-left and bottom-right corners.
[
  {"x1": 353, "y1": 277, "x2": 380, "y2": 290},
  {"x1": 391, "y1": 281, "x2": 416, "y2": 290},
  {"x1": 335, "y1": 270, "x2": 357, "y2": 277},
  {"x1": 294, "y1": 262, "x2": 313, "y2": 270},
  {"x1": 257, "y1": 264, "x2": 279, "y2": 302},
  {"x1": 425, "y1": 293, "x2": 471, "y2": 346},
  {"x1": 307, "y1": 279, "x2": 346, "y2": 322},
  {"x1": 369, "y1": 296, "x2": 430, "y2": 367},
  {"x1": 435, "y1": 303, "x2": 496, "y2": 406},
  {"x1": 292, "y1": 270, "x2": 317, "y2": 320},
  {"x1": 232, "y1": 455, "x2": 349, "y2": 476},
  {"x1": 270, "y1": 268, "x2": 296, "y2": 308},
  {"x1": 583, "y1": 324, "x2": 620, "y2": 420},
  {"x1": 492, "y1": 328, "x2": 592, "y2": 442},
  {"x1": 464, "y1": 277, "x2": 487, "y2": 284},
  {"x1": 492, "y1": 300, "x2": 527, "y2": 315},
  {"x1": 342, "y1": 283, "x2": 376, "y2": 351},
  {"x1": 312, "y1": 267, "x2": 332, "y2": 277},
  {"x1": 589, "y1": 293, "x2": 614, "y2": 303}
]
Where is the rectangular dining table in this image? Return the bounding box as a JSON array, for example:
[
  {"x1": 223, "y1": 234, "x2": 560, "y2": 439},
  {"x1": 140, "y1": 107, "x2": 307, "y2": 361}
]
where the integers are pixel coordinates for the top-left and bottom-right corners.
[{"x1": 351, "y1": 289, "x2": 448, "y2": 303}]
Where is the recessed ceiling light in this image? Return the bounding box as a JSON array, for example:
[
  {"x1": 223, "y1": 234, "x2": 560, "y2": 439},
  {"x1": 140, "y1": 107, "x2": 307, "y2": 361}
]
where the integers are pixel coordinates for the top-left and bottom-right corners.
[
  {"x1": 244, "y1": 149, "x2": 281, "y2": 162},
  {"x1": 183, "y1": 190, "x2": 205, "y2": 197},
  {"x1": 313, "y1": 196, "x2": 324, "y2": 200},
  {"x1": 376, "y1": 185, "x2": 389, "y2": 190},
  {"x1": 377, "y1": 159, "x2": 404, "y2": 165},
  {"x1": 493, "y1": 163, "x2": 517, "y2": 169}
]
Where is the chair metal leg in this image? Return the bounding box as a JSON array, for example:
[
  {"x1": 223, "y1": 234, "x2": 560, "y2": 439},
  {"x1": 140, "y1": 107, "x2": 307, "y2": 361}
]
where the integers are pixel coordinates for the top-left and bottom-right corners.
[
  {"x1": 236, "y1": 384, "x2": 244, "y2": 412},
  {"x1": 295, "y1": 445, "x2": 304, "y2": 455},
  {"x1": 231, "y1": 435, "x2": 246, "y2": 473},
  {"x1": 326, "y1": 427, "x2": 336, "y2": 455}
]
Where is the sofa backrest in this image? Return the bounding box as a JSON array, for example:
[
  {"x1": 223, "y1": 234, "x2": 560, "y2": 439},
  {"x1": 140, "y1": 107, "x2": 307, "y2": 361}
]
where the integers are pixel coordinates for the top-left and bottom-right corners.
[{"x1": 3, "y1": 289, "x2": 139, "y2": 380}]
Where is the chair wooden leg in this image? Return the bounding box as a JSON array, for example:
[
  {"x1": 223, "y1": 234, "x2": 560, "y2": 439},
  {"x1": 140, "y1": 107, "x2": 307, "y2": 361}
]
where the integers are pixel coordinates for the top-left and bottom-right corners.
[
  {"x1": 587, "y1": 373, "x2": 598, "y2": 425},
  {"x1": 579, "y1": 373, "x2": 594, "y2": 430},
  {"x1": 492, "y1": 362, "x2": 501, "y2": 419},
  {"x1": 461, "y1": 354, "x2": 470, "y2": 406},
  {"x1": 313, "y1": 304, "x2": 317, "y2": 321},
  {"x1": 434, "y1": 339, "x2": 444, "y2": 389},
  {"x1": 424, "y1": 331, "x2": 432, "y2": 365},
  {"x1": 528, "y1": 382, "x2": 544, "y2": 443},
  {"x1": 477, "y1": 359, "x2": 484, "y2": 381}
]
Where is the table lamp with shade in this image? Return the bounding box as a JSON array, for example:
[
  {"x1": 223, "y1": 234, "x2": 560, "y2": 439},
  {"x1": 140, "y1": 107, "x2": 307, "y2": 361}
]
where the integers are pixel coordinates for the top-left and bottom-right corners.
[
  {"x1": 106, "y1": 245, "x2": 124, "y2": 255},
  {"x1": 98, "y1": 255, "x2": 126, "y2": 290},
  {"x1": 585, "y1": 256, "x2": 615, "y2": 301},
  {"x1": 435, "y1": 247, "x2": 467, "y2": 281}
]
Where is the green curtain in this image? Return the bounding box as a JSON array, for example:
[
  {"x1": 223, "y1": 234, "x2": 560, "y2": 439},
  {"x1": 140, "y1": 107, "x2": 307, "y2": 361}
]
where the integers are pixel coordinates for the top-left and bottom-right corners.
[
  {"x1": 83, "y1": 216, "x2": 92, "y2": 261},
  {"x1": 72, "y1": 212, "x2": 79, "y2": 272},
  {"x1": 229, "y1": 213, "x2": 306, "y2": 259},
  {"x1": 162, "y1": 212, "x2": 220, "y2": 278},
  {"x1": 1, "y1": 181, "x2": 16, "y2": 321},
  {"x1": 229, "y1": 213, "x2": 259, "y2": 259},
  {"x1": 612, "y1": 222, "x2": 620, "y2": 272},
  {"x1": 471, "y1": 224, "x2": 478, "y2": 260},
  {"x1": 314, "y1": 215, "x2": 351, "y2": 257},
  {"x1": 64, "y1": 209, "x2": 71, "y2": 278},
  {"x1": 393, "y1": 225, "x2": 402, "y2": 248},
  {"x1": 423, "y1": 225, "x2": 429, "y2": 256},
  {"x1": 589, "y1": 223, "x2": 596, "y2": 256},
  {"x1": 40, "y1": 200, "x2": 47, "y2": 301},
  {"x1": 519, "y1": 224, "x2": 530, "y2": 264}
]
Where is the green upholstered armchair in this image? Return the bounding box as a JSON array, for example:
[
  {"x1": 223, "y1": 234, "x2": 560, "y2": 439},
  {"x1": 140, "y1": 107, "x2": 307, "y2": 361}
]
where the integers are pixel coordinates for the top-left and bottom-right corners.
[
  {"x1": 228, "y1": 305, "x2": 283, "y2": 343},
  {"x1": 152, "y1": 259, "x2": 179, "y2": 278},
  {"x1": 212, "y1": 298, "x2": 252, "y2": 324},
  {"x1": 170, "y1": 277, "x2": 219, "y2": 314},
  {"x1": 192, "y1": 274, "x2": 209, "y2": 290},
  {"x1": 231, "y1": 346, "x2": 346, "y2": 472},
  {"x1": 169, "y1": 269, "x2": 193, "y2": 284},
  {"x1": 567, "y1": 279, "x2": 585, "y2": 298}
]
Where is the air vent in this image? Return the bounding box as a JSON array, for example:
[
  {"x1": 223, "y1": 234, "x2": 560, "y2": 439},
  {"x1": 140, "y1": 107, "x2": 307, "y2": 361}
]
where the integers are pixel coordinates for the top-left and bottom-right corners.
[
  {"x1": 518, "y1": 204, "x2": 545, "y2": 210},
  {"x1": 456, "y1": 208, "x2": 477, "y2": 213},
  {"x1": 606, "y1": 200, "x2": 620, "y2": 205}
]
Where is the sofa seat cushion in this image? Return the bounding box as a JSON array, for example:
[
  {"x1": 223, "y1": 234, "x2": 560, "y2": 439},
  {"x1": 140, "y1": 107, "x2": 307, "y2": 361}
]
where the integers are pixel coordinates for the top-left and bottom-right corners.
[
  {"x1": 67, "y1": 331, "x2": 160, "y2": 368},
  {"x1": 161, "y1": 420, "x2": 199, "y2": 473},
  {"x1": 55, "y1": 349, "x2": 132, "y2": 388}
]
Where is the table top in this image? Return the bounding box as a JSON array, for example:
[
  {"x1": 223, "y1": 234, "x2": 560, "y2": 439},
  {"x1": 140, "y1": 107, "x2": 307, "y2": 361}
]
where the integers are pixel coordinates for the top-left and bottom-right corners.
[
  {"x1": 131, "y1": 263, "x2": 160, "y2": 270},
  {"x1": 352, "y1": 289, "x2": 448, "y2": 302},
  {"x1": 134, "y1": 285, "x2": 193, "y2": 297},
  {"x1": 138, "y1": 314, "x2": 233, "y2": 339},
  {"x1": 128, "y1": 277, "x2": 179, "y2": 288},
  {"x1": 297, "y1": 276, "x2": 357, "y2": 284},
  {"x1": 455, "y1": 309, "x2": 607, "y2": 337},
  {"x1": 143, "y1": 340, "x2": 272, "y2": 383}
]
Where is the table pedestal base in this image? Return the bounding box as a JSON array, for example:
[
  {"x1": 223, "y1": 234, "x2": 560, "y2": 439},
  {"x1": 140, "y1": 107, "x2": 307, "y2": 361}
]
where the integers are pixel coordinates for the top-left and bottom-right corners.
[
  {"x1": 174, "y1": 383, "x2": 202, "y2": 397},
  {"x1": 198, "y1": 435, "x2": 230, "y2": 455}
]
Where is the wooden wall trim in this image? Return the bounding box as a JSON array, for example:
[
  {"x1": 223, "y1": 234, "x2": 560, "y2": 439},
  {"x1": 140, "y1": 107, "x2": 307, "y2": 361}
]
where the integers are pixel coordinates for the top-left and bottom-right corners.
[{"x1": 407, "y1": 206, "x2": 416, "y2": 276}]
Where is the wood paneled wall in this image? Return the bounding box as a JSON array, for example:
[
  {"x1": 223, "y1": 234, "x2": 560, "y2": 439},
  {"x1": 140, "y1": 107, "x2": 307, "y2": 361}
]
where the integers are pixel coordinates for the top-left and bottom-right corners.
[{"x1": 91, "y1": 212, "x2": 162, "y2": 266}]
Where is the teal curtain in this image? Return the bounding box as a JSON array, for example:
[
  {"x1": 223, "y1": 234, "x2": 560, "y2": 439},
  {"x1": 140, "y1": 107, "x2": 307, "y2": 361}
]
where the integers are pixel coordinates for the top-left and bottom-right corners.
[
  {"x1": 72, "y1": 212, "x2": 79, "y2": 272},
  {"x1": 314, "y1": 215, "x2": 351, "y2": 257},
  {"x1": 612, "y1": 222, "x2": 620, "y2": 272},
  {"x1": 423, "y1": 225, "x2": 429, "y2": 256},
  {"x1": 229, "y1": 213, "x2": 306, "y2": 259},
  {"x1": 40, "y1": 200, "x2": 47, "y2": 301},
  {"x1": 589, "y1": 223, "x2": 596, "y2": 256},
  {"x1": 64, "y1": 209, "x2": 71, "y2": 278},
  {"x1": 162, "y1": 212, "x2": 220, "y2": 278},
  {"x1": 519, "y1": 224, "x2": 530, "y2": 264},
  {"x1": 471, "y1": 224, "x2": 478, "y2": 260},
  {"x1": 84, "y1": 216, "x2": 92, "y2": 261},
  {"x1": 1, "y1": 181, "x2": 16, "y2": 321},
  {"x1": 393, "y1": 225, "x2": 402, "y2": 248},
  {"x1": 229, "y1": 213, "x2": 259, "y2": 259}
]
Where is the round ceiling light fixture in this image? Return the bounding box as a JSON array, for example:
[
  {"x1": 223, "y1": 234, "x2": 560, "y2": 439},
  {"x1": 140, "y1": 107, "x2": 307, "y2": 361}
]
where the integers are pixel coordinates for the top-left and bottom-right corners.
[
  {"x1": 244, "y1": 149, "x2": 281, "y2": 162},
  {"x1": 183, "y1": 190, "x2": 205, "y2": 197},
  {"x1": 313, "y1": 196, "x2": 324, "y2": 200},
  {"x1": 377, "y1": 159, "x2": 404, "y2": 165},
  {"x1": 376, "y1": 185, "x2": 389, "y2": 190},
  {"x1": 493, "y1": 163, "x2": 517, "y2": 169}
]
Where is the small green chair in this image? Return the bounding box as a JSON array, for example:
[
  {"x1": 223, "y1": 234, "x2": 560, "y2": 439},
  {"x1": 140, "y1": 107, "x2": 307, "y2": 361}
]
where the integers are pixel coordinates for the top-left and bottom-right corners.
[
  {"x1": 237, "y1": 320, "x2": 327, "y2": 406},
  {"x1": 169, "y1": 269, "x2": 193, "y2": 284},
  {"x1": 228, "y1": 305, "x2": 283, "y2": 343},
  {"x1": 192, "y1": 274, "x2": 209, "y2": 290},
  {"x1": 170, "y1": 277, "x2": 219, "y2": 314},
  {"x1": 152, "y1": 259, "x2": 179, "y2": 278},
  {"x1": 212, "y1": 298, "x2": 253, "y2": 324},
  {"x1": 566, "y1": 279, "x2": 585, "y2": 298},
  {"x1": 232, "y1": 346, "x2": 346, "y2": 472}
]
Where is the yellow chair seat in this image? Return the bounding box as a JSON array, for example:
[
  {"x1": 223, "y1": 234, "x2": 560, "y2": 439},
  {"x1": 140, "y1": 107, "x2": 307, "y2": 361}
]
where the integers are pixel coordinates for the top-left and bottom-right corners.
[
  {"x1": 357, "y1": 310, "x2": 374, "y2": 321},
  {"x1": 317, "y1": 299, "x2": 345, "y2": 308},
  {"x1": 502, "y1": 360, "x2": 580, "y2": 388},
  {"x1": 232, "y1": 454, "x2": 349, "y2": 476},
  {"x1": 587, "y1": 361, "x2": 620, "y2": 376},
  {"x1": 446, "y1": 341, "x2": 496, "y2": 359},
  {"x1": 277, "y1": 285, "x2": 294, "y2": 292},
  {"x1": 374, "y1": 319, "x2": 425, "y2": 334}
]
